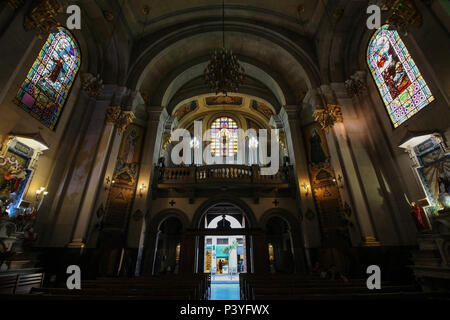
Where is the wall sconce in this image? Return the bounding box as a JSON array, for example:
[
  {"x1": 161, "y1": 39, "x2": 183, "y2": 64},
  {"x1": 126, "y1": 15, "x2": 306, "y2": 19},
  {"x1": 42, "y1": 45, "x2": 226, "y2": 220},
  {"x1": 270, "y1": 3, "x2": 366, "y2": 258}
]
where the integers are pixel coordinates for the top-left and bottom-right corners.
[
  {"x1": 35, "y1": 187, "x2": 48, "y2": 211},
  {"x1": 105, "y1": 176, "x2": 115, "y2": 191},
  {"x1": 333, "y1": 174, "x2": 344, "y2": 189},
  {"x1": 35, "y1": 187, "x2": 48, "y2": 200},
  {"x1": 301, "y1": 183, "x2": 310, "y2": 197},
  {"x1": 139, "y1": 183, "x2": 147, "y2": 198}
]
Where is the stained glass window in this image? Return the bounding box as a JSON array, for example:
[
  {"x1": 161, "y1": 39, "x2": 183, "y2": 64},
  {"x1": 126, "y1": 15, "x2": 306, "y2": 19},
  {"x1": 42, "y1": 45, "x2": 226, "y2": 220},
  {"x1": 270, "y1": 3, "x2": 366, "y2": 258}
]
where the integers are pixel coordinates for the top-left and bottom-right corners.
[
  {"x1": 210, "y1": 117, "x2": 238, "y2": 157},
  {"x1": 15, "y1": 27, "x2": 81, "y2": 130},
  {"x1": 367, "y1": 25, "x2": 434, "y2": 128}
]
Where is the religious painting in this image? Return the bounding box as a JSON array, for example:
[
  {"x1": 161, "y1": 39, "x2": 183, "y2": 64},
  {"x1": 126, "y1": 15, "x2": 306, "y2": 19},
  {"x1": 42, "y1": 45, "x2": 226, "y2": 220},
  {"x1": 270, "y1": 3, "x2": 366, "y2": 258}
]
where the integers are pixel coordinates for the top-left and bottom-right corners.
[
  {"x1": 0, "y1": 152, "x2": 29, "y2": 198},
  {"x1": 205, "y1": 96, "x2": 243, "y2": 106},
  {"x1": 303, "y1": 123, "x2": 348, "y2": 245},
  {"x1": 113, "y1": 124, "x2": 145, "y2": 187},
  {"x1": 15, "y1": 27, "x2": 80, "y2": 130},
  {"x1": 250, "y1": 100, "x2": 275, "y2": 119},
  {"x1": 367, "y1": 25, "x2": 434, "y2": 128},
  {"x1": 105, "y1": 124, "x2": 145, "y2": 229},
  {"x1": 173, "y1": 100, "x2": 198, "y2": 121},
  {"x1": 303, "y1": 123, "x2": 332, "y2": 187},
  {"x1": 417, "y1": 146, "x2": 450, "y2": 207}
]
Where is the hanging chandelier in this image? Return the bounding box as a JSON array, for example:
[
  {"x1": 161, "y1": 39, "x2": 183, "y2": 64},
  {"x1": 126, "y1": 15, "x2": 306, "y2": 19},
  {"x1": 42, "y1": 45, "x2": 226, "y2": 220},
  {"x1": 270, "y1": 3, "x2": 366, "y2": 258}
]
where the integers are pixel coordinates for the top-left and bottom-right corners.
[{"x1": 204, "y1": 0, "x2": 245, "y2": 96}]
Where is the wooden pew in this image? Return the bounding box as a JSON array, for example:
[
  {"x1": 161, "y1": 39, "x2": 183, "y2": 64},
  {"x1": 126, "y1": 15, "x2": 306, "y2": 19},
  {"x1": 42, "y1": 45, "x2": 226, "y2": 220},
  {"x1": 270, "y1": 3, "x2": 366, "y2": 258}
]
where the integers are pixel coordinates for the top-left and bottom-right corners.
[{"x1": 0, "y1": 272, "x2": 44, "y2": 294}]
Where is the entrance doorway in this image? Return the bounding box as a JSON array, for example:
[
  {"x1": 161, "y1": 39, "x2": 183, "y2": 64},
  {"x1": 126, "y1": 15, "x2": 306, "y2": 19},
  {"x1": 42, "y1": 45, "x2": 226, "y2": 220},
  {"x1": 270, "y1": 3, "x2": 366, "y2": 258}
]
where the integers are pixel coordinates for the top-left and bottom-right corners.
[{"x1": 200, "y1": 203, "x2": 249, "y2": 299}]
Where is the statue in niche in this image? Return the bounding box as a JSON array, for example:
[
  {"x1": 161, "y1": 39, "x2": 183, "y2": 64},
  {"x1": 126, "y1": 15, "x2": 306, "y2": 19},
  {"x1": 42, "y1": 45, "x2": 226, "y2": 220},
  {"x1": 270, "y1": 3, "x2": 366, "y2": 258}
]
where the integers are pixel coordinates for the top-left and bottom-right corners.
[
  {"x1": 310, "y1": 128, "x2": 327, "y2": 164},
  {"x1": 123, "y1": 128, "x2": 139, "y2": 164},
  {"x1": 409, "y1": 201, "x2": 430, "y2": 231},
  {"x1": 217, "y1": 215, "x2": 231, "y2": 231}
]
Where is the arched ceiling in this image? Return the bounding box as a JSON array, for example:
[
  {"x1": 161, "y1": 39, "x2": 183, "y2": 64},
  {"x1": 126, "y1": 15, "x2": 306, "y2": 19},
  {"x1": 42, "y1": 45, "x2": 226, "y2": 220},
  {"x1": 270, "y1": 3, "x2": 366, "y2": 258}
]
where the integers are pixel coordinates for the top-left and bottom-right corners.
[{"x1": 84, "y1": 0, "x2": 371, "y2": 106}]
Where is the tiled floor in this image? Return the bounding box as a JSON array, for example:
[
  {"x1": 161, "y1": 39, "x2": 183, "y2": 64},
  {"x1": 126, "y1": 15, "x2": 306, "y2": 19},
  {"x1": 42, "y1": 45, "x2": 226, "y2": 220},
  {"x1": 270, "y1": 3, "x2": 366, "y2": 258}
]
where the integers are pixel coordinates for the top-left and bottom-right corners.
[{"x1": 210, "y1": 283, "x2": 240, "y2": 300}]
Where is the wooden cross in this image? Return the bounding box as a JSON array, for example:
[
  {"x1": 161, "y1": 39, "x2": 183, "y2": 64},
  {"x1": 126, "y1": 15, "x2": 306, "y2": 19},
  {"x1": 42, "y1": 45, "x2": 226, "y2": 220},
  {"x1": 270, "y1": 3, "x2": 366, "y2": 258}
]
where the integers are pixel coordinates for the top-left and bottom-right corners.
[
  {"x1": 272, "y1": 199, "x2": 279, "y2": 207},
  {"x1": 169, "y1": 200, "x2": 176, "y2": 207}
]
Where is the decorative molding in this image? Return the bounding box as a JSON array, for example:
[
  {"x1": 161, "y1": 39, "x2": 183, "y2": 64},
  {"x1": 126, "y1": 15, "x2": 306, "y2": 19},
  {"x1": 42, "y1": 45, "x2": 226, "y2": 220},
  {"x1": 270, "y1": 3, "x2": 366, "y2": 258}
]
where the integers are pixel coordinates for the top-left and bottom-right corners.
[
  {"x1": 106, "y1": 106, "x2": 136, "y2": 134},
  {"x1": 81, "y1": 73, "x2": 104, "y2": 98},
  {"x1": 313, "y1": 104, "x2": 343, "y2": 132},
  {"x1": 382, "y1": 0, "x2": 422, "y2": 35},
  {"x1": 23, "y1": 0, "x2": 62, "y2": 39},
  {"x1": 345, "y1": 72, "x2": 367, "y2": 98},
  {"x1": 363, "y1": 236, "x2": 381, "y2": 247},
  {"x1": 7, "y1": 0, "x2": 24, "y2": 9}
]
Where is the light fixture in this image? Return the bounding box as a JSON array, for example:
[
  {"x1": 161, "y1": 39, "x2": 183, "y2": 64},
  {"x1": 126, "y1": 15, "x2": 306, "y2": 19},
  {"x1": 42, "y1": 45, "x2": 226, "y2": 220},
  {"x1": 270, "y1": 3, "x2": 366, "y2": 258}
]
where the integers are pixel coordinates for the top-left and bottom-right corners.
[
  {"x1": 204, "y1": 0, "x2": 245, "y2": 95},
  {"x1": 301, "y1": 183, "x2": 310, "y2": 197},
  {"x1": 35, "y1": 186, "x2": 47, "y2": 200},
  {"x1": 139, "y1": 183, "x2": 147, "y2": 198},
  {"x1": 105, "y1": 176, "x2": 111, "y2": 191}
]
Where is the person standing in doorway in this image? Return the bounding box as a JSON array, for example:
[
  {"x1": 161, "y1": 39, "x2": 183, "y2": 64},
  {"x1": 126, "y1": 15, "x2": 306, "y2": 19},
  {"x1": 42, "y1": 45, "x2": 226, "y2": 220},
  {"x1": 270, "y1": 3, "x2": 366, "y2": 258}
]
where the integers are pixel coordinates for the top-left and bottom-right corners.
[{"x1": 218, "y1": 259, "x2": 223, "y2": 274}]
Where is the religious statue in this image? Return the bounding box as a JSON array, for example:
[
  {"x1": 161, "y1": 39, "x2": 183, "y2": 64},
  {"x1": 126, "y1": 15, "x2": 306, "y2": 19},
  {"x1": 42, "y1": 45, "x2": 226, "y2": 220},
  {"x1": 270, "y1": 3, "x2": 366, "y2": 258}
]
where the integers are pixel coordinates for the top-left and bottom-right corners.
[
  {"x1": 310, "y1": 128, "x2": 327, "y2": 164},
  {"x1": 409, "y1": 201, "x2": 429, "y2": 231},
  {"x1": 123, "y1": 129, "x2": 139, "y2": 164},
  {"x1": 3, "y1": 165, "x2": 26, "y2": 194}
]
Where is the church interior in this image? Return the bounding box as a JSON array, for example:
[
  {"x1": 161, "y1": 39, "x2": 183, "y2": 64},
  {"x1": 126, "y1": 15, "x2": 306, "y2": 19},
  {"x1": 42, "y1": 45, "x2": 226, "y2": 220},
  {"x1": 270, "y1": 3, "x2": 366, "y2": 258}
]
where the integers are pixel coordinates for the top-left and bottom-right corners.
[{"x1": 0, "y1": 0, "x2": 449, "y2": 302}]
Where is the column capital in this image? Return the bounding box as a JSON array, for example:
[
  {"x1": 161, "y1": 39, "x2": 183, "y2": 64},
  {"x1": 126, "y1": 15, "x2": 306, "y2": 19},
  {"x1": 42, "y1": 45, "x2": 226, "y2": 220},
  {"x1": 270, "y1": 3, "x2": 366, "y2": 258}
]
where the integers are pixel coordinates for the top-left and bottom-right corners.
[{"x1": 106, "y1": 106, "x2": 136, "y2": 133}]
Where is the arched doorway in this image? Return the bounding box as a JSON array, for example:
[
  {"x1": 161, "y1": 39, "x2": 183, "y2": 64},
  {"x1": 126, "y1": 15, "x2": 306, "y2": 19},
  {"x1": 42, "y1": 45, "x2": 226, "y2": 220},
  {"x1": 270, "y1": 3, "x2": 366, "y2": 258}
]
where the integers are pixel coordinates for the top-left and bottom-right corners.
[
  {"x1": 201, "y1": 203, "x2": 249, "y2": 278},
  {"x1": 153, "y1": 217, "x2": 183, "y2": 275},
  {"x1": 260, "y1": 209, "x2": 307, "y2": 274},
  {"x1": 266, "y1": 216, "x2": 295, "y2": 274},
  {"x1": 141, "y1": 209, "x2": 189, "y2": 276}
]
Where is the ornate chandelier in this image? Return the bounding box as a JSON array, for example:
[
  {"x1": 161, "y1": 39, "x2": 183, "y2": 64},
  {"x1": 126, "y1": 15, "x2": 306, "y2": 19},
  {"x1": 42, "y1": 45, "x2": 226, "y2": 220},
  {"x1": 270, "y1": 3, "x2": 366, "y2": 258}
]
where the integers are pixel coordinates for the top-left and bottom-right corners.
[{"x1": 204, "y1": 0, "x2": 245, "y2": 96}]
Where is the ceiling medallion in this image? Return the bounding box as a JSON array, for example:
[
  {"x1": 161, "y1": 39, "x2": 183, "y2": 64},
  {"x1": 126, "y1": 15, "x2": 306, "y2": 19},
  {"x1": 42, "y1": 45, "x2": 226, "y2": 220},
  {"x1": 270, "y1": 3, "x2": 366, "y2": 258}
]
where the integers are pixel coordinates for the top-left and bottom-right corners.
[
  {"x1": 204, "y1": 0, "x2": 245, "y2": 96},
  {"x1": 313, "y1": 104, "x2": 343, "y2": 132}
]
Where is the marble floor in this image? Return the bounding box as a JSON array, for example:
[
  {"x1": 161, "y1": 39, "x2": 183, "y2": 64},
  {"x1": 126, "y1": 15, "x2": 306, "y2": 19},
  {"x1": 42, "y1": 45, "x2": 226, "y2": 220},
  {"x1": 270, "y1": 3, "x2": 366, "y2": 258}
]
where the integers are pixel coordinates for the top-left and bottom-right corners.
[{"x1": 210, "y1": 283, "x2": 240, "y2": 300}]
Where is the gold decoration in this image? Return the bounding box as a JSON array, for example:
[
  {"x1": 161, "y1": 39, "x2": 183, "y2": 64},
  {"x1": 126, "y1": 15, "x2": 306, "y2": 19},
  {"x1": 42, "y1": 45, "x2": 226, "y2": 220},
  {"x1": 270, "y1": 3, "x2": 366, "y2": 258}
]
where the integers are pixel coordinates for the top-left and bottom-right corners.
[
  {"x1": 106, "y1": 106, "x2": 122, "y2": 124},
  {"x1": 7, "y1": 0, "x2": 24, "y2": 9},
  {"x1": 277, "y1": 132, "x2": 288, "y2": 156},
  {"x1": 116, "y1": 111, "x2": 136, "y2": 134},
  {"x1": 313, "y1": 104, "x2": 343, "y2": 132},
  {"x1": 81, "y1": 73, "x2": 104, "y2": 98},
  {"x1": 160, "y1": 133, "x2": 172, "y2": 155},
  {"x1": 363, "y1": 236, "x2": 381, "y2": 247},
  {"x1": 106, "y1": 107, "x2": 135, "y2": 133},
  {"x1": 345, "y1": 74, "x2": 366, "y2": 98},
  {"x1": 382, "y1": 0, "x2": 422, "y2": 35},
  {"x1": 23, "y1": 0, "x2": 62, "y2": 39},
  {"x1": 142, "y1": 5, "x2": 150, "y2": 16},
  {"x1": 103, "y1": 10, "x2": 114, "y2": 22}
]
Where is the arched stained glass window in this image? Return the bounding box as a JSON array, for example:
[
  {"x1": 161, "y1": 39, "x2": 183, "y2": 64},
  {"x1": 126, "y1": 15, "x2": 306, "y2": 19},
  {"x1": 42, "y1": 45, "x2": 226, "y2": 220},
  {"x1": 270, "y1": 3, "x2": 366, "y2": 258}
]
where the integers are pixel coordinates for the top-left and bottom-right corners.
[
  {"x1": 210, "y1": 117, "x2": 238, "y2": 157},
  {"x1": 367, "y1": 25, "x2": 434, "y2": 128},
  {"x1": 15, "y1": 27, "x2": 81, "y2": 130}
]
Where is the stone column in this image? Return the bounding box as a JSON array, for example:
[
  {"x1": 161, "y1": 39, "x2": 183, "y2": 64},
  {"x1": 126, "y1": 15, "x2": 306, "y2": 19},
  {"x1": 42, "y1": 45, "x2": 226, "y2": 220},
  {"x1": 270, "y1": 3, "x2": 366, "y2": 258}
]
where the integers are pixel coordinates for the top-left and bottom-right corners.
[
  {"x1": 67, "y1": 111, "x2": 118, "y2": 249},
  {"x1": 319, "y1": 83, "x2": 380, "y2": 246},
  {"x1": 279, "y1": 105, "x2": 321, "y2": 249},
  {"x1": 131, "y1": 106, "x2": 168, "y2": 275}
]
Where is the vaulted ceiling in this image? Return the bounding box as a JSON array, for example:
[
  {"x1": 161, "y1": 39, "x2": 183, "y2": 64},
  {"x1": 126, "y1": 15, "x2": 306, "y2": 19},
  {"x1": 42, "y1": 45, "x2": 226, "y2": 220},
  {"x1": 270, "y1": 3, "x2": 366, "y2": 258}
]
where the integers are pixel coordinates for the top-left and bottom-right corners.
[{"x1": 81, "y1": 0, "x2": 371, "y2": 109}]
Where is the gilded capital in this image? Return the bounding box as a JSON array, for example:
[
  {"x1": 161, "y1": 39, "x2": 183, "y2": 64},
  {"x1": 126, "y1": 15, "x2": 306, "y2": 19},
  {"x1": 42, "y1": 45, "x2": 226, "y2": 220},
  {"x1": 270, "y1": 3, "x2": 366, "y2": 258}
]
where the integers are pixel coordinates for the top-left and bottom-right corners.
[
  {"x1": 23, "y1": 0, "x2": 63, "y2": 39},
  {"x1": 106, "y1": 106, "x2": 135, "y2": 133}
]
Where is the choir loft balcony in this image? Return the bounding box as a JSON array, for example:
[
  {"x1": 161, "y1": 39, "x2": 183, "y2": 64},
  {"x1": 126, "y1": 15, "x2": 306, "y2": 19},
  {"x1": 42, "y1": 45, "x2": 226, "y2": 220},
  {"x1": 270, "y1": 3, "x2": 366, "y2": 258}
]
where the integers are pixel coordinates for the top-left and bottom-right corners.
[{"x1": 152, "y1": 164, "x2": 296, "y2": 202}]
